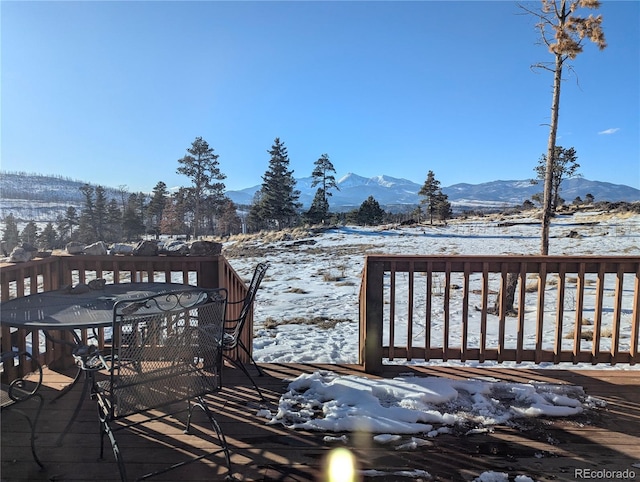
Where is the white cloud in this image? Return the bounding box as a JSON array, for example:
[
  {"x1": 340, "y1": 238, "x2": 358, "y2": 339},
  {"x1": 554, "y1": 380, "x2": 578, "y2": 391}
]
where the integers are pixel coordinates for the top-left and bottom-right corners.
[{"x1": 598, "y1": 128, "x2": 620, "y2": 135}]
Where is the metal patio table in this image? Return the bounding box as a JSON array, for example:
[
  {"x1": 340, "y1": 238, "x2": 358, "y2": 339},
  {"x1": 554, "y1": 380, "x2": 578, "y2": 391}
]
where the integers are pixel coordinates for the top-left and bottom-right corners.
[{"x1": 0, "y1": 282, "x2": 200, "y2": 444}]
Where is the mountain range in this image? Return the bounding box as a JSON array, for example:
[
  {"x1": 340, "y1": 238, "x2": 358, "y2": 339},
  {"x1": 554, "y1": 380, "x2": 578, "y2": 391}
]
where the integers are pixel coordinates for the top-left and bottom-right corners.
[
  {"x1": 1, "y1": 171, "x2": 639, "y2": 222},
  {"x1": 226, "y1": 173, "x2": 640, "y2": 212}
]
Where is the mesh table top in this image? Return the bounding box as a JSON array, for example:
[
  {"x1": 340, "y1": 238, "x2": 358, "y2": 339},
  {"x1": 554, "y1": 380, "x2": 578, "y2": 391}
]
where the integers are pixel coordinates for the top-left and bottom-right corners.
[{"x1": 0, "y1": 283, "x2": 198, "y2": 329}]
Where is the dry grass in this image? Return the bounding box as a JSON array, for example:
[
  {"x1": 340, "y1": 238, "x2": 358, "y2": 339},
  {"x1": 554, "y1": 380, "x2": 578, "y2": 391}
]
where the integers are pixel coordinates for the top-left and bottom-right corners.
[
  {"x1": 263, "y1": 316, "x2": 352, "y2": 330},
  {"x1": 525, "y1": 282, "x2": 538, "y2": 293},
  {"x1": 564, "y1": 325, "x2": 613, "y2": 341},
  {"x1": 286, "y1": 287, "x2": 309, "y2": 294},
  {"x1": 320, "y1": 266, "x2": 348, "y2": 282}
]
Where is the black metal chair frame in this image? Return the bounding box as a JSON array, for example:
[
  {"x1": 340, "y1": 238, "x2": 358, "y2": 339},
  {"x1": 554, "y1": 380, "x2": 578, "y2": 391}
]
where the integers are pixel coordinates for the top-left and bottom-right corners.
[
  {"x1": 93, "y1": 288, "x2": 233, "y2": 481},
  {"x1": 222, "y1": 262, "x2": 269, "y2": 400},
  {"x1": 1, "y1": 350, "x2": 45, "y2": 470}
]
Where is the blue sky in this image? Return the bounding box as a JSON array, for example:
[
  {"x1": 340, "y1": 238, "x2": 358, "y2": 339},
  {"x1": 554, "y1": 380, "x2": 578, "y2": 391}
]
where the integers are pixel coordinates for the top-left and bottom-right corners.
[{"x1": 2, "y1": 1, "x2": 638, "y2": 193}]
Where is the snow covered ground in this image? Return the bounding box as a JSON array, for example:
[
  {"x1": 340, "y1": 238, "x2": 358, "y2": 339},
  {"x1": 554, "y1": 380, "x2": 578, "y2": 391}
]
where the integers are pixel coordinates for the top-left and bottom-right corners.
[{"x1": 223, "y1": 211, "x2": 639, "y2": 368}]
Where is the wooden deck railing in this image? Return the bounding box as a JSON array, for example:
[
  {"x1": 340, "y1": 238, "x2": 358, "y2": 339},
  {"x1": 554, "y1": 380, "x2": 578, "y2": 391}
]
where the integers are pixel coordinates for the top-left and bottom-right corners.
[
  {"x1": 359, "y1": 255, "x2": 640, "y2": 373},
  {"x1": 0, "y1": 254, "x2": 251, "y2": 378}
]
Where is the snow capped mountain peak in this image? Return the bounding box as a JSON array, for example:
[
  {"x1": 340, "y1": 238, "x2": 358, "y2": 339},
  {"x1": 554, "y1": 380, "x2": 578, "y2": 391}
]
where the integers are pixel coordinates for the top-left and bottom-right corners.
[
  {"x1": 337, "y1": 173, "x2": 369, "y2": 187},
  {"x1": 337, "y1": 173, "x2": 415, "y2": 189}
]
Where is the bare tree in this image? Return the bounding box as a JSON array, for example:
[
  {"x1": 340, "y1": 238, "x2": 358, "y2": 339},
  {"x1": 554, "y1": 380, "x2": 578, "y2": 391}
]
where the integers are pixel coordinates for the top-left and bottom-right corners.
[{"x1": 522, "y1": 0, "x2": 606, "y2": 254}]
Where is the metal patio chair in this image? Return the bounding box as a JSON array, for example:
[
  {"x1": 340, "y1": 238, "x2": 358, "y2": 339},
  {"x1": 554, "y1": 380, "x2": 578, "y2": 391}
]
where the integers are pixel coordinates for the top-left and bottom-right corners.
[
  {"x1": 1, "y1": 350, "x2": 45, "y2": 470},
  {"x1": 223, "y1": 262, "x2": 269, "y2": 400},
  {"x1": 93, "y1": 288, "x2": 232, "y2": 481}
]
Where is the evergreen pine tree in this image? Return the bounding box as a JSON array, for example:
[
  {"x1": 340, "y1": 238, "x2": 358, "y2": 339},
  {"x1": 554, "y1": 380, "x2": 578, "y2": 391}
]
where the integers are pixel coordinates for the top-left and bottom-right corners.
[
  {"x1": 532, "y1": 146, "x2": 580, "y2": 212},
  {"x1": 122, "y1": 194, "x2": 145, "y2": 241},
  {"x1": 105, "y1": 199, "x2": 122, "y2": 242},
  {"x1": 57, "y1": 206, "x2": 79, "y2": 243},
  {"x1": 177, "y1": 137, "x2": 226, "y2": 237},
  {"x1": 94, "y1": 185, "x2": 108, "y2": 240},
  {"x1": 307, "y1": 153, "x2": 339, "y2": 224},
  {"x1": 254, "y1": 138, "x2": 301, "y2": 230},
  {"x1": 20, "y1": 221, "x2": 39, "y2": 245},
  {"x1": 306, "y1": 188, "x2": 330, "y2": 225},
  {"x1": 78, "y1": 184, "x2": 98, "y2": 243},
  {"x1": 146, "y1": 181, "x2": 168, "y2": 237},
  {"x1": 356, "y1": 196, "x2": 385, "y2": 225},
  {"x1": 218, "y1": 198, "x2": 242, "y2": 236},
  {"x1": 418, "y1": 170, "x2": 442, "y2": 225},
  {"x1": 2, "y1": 213, "x2": 20, "y2": 251},
  {"x1": 434, "y1": 192, "x2": 453, "y2": 224},
  {"x1": 39, "y1": 222, "x2": 58, "y2": 250},
  {"x1": 247, "y1": 191, "x2": 266, "y2": 232},
  {"x1": 78, "y1": 184, "x2": 109, "y2": 243},
  {"x1": 160, "y1": 190, "x2": 189, "y2": 236}
]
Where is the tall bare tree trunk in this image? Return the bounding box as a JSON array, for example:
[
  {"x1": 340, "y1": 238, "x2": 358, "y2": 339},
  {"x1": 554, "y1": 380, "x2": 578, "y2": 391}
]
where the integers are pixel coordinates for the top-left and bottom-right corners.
[{"x1": 541, "y1": 39, "x2": 565, "y2": 255}]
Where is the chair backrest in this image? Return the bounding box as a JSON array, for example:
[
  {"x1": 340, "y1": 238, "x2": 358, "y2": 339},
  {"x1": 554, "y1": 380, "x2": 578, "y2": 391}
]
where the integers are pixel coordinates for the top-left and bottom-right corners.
[
  {"x1": 107, "y1": 288, "x2": 227, "y2": 419},
  {"x1": 225, "y1": 262, "x2": 269, "y2": 347}
]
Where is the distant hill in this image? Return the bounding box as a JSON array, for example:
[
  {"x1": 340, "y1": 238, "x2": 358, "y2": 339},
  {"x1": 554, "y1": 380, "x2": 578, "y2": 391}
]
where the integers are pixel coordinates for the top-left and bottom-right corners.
[
  {"x1": 0, "y1": 171, "x2": 123, "y2": 222},
  {"x1": 1, "y1": 170, "x2": 639, "y2": 222}
]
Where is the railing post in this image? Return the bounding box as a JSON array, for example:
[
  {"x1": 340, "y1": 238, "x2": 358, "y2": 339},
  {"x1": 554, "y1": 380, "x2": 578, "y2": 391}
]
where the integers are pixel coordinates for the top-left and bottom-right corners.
[
  {"x1": 361, "y1": 257, "x2": 384, "y2": 374},
  {"x1": 197, "y1": 256, "x2": 220, "y2": 289}
]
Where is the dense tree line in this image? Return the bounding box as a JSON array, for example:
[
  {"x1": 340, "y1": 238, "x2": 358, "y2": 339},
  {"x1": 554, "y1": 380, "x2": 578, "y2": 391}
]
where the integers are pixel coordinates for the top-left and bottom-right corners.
[
  {"x1": 0, "y1": 132, "x2": 457, "y2": 253},
  {"x1": 1, "y1": 134, "x2": 589, "y2": 253}
]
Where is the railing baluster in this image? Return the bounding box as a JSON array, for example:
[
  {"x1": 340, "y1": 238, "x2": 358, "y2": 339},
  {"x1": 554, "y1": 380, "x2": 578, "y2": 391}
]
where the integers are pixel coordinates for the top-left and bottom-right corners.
[
  {"x1": 535, "y1": 262, "x2": 547, "y2": 364},
  {"x1": 461, "y1": 262, "x2": 470, "y2": 362},
  {"x1": 443, "y1": 262, "x2": 451, "y2": 362},
  {"x1": 498, "y1": 263, "x2": 507, "y2": 363},
  {"x1": 631, "y1": 262, "x2": 640, "y2": 365},
  {"x1": 479, "y1": 262, "x2": 489, "y2": 363},
  {"x1": 553, "y1": 263, "x2": 565, "y2": 363},
  {"x1": 592, "y1": 263, "x2": 605, "y2": 363},
  {"x1": 516, "y1": 262, "x2": 527, "y2": 364},
  {"x1": 389, "y1": 262, "x2": 396, "y2": 361},
  {"x1": 611, "y1": 264, "x2": 624, "y2": 364},
  {"x1": 425, "y1": 260, "x2": 433, "y2": 361},
  {"x1": 406, "y1": 262, "x2": 414, "y2": 361},
  {"x1": 573, "y1": 263, "x2": 586, "y2": 363}
]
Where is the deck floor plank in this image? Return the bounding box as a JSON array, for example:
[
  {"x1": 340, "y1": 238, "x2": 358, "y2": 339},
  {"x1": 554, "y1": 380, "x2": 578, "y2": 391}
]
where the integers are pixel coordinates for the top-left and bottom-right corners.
[{"x1": 2, "y1": 364, "x2": 639, "y2": 481}]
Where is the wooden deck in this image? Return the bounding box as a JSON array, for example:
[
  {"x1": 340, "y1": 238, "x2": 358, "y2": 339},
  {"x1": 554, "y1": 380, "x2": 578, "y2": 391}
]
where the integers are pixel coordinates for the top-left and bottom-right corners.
[{"x1": 2, "y1": 364, "x2": 639, "y2": 482}]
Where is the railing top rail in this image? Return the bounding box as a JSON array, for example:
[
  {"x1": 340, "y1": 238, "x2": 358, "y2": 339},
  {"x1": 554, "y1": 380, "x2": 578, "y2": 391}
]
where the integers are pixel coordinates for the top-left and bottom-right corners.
[
  {"x1": 364, "y1": 254, "x2": 640, "y2": 262},
  {"x1": 1, "y1": 253, "x2": 222, "y2": 266}
]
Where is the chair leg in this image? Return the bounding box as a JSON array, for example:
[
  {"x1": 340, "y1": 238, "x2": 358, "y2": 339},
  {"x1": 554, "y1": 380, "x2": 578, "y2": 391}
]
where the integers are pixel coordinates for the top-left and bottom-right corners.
[
  {"x1": 102, "y1": 419, "x2": 128, "y2": 482},
  {"x1": 9, "y1": 399, "x2": 45, "y2": 470},
  {"x1": 97, "y1": 398, "x2": 127, "y2": 481},
  {"x1": 223, "y1": 354, "x2": 265, "y2": 401},
  {"x1": 194, "y1": 396, "x2": 233, "y2": 476},
  {"x1": 237, "y1": 340, "x2": 264, "y2": 377},
  {"x1": 29, "y1": 394, "x2": 45, "y2": 470}
]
